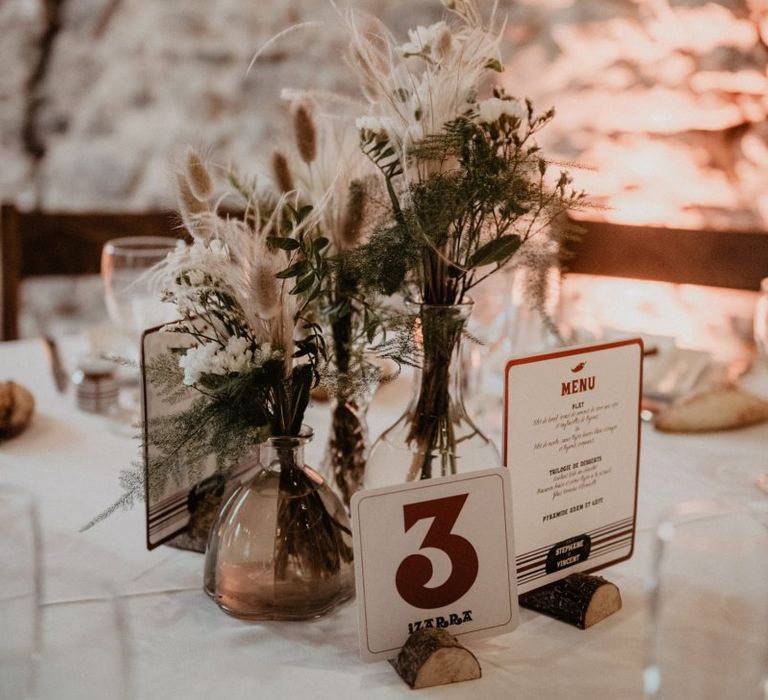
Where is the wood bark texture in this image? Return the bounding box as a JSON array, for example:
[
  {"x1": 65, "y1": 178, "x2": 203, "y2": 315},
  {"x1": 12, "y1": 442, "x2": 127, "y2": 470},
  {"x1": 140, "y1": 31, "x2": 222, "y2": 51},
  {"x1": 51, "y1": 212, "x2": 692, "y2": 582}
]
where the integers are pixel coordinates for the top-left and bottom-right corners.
[
  {"x1": 519, "y1": 572, "x2": 621, "y2": 629},
  {"x1": 392, "y1": 628, "x2": 481, "y2": 689}
]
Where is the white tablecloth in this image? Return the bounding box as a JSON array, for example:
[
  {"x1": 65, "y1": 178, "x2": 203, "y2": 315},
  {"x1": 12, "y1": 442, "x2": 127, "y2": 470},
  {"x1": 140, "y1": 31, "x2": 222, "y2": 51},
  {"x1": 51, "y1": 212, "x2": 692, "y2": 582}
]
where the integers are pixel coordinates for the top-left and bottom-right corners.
[{"x1": 1, "y1": 336, "x2": 767, "y2": 699}]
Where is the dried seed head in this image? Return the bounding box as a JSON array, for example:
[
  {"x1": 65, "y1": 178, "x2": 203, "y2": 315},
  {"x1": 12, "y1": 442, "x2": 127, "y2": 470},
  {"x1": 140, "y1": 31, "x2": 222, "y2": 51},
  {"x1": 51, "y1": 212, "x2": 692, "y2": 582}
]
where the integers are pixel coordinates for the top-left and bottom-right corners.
[
  {"x1": 251, "y1": 241, "x2": 281, "y2": 320},
  {"x1": 339, "y1": 179, "x2": 367, "y2": 250},
  {"x1": 184, "y1": 147, "x2": 214, "y2": 201},
  {"x1": 293, "y1": 102, "x2": 317, "y2": 164},
  {"x1": 176, "y1": 171, "x2": 211, "y2": 241},
  {"x1": 252, "y1": 261, "x2": 280, "y2": 319},
  {"x1": 271, "y1": 150, "x2": 294, "y2": 194},
  {"x1": 434, "y1": 26, "x2": 453, "y2": 59}
]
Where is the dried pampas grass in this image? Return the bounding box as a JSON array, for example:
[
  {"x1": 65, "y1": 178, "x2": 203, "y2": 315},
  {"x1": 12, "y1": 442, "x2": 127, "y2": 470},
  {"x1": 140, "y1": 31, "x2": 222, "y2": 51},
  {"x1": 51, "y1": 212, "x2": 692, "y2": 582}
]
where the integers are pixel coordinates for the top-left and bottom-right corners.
[
  {"x1": 271, "y1": 150, "x2": 295, "y2": 194},
  {"x1": 293, "y1": 102, "x2": 317, "y2": 165},
  {"x1": 174, "y1": 147, "x2": 216, "y2": 241},
  {"x1": 339, "y1": 179, "x2": 367, "y2": 251},
  {"x1": 184, "y1": 147, "x2": 214, "y2": 201}
]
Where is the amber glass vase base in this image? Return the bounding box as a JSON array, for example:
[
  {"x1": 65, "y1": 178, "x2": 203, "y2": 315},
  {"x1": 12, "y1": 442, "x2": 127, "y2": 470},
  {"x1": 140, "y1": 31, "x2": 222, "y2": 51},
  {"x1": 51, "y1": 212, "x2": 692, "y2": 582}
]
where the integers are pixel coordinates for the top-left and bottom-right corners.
[{"x1": 212, "y1": 568, "x2": 355, "y2": 621}]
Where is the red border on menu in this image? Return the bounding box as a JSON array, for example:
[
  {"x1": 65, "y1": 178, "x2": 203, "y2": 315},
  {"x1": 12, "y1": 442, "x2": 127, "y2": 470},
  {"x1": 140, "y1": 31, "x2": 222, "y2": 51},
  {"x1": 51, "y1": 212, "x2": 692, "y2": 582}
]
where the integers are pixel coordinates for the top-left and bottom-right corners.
[{"x1": 503, "y1": 339, "x2": 643, "y2": 589}]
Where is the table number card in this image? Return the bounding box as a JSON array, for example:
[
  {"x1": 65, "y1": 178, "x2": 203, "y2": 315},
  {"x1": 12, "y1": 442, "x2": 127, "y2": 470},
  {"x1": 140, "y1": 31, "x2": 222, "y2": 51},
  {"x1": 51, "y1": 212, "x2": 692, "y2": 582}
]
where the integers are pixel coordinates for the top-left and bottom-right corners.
[
  {"x1": 350, "y1": 468, "x2": 519, "y2": 662},
  {"x1": 504, "y1": 339, "x2": 642, "y2": 594}
]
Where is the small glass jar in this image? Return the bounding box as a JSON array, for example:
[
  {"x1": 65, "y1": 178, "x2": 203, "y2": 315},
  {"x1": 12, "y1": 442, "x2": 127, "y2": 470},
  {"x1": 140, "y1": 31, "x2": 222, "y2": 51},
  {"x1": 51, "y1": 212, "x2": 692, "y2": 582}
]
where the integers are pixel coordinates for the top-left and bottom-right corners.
[
  {"x1": 204, "y1": 429, "x2": 354, "y2": 620},
  {"x1": 321, "y1": 387, "x2": 372, "y2": 508},
  {"x1": 72, "y1": 355, "x2": 119, "y2": 414}
]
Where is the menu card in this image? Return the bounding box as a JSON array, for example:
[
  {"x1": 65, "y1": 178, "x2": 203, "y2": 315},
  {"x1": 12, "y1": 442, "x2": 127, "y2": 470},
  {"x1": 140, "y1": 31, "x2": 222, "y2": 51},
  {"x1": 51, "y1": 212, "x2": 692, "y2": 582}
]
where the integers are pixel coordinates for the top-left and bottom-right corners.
[
  {"x1": 504, "y1": 339, "x2": 642, "y2": 594},
  {"x1": 141, "y1": 326, "x2": 216, "y2": 549}
]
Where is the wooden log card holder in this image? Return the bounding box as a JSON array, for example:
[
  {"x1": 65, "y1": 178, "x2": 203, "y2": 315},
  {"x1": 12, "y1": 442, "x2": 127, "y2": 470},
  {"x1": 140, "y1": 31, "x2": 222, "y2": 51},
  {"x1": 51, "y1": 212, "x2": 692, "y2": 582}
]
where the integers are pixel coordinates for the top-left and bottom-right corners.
[
  {"x1": 391, "y1": 574, "x2": 620, "y2": 689},
  {"x1": 391, "y1": 628, "x2": 481, "y2": 689},
  {"x1": 519, "y1": 573, "x2": 622, "y2": 630}
]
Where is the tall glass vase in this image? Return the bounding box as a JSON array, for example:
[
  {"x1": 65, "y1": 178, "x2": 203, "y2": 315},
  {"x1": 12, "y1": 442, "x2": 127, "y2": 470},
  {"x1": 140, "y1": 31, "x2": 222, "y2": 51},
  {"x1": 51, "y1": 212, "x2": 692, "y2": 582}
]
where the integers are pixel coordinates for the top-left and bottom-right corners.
[
  {"x1": 204, "y1": 430, "x2": 354, "y2": 620},
  {"x1": 322, "y1": 391, "x2": 371, "y2": 508},
  {"x1": 364, "y1": 302, "x2": 501, "y2": 489}
]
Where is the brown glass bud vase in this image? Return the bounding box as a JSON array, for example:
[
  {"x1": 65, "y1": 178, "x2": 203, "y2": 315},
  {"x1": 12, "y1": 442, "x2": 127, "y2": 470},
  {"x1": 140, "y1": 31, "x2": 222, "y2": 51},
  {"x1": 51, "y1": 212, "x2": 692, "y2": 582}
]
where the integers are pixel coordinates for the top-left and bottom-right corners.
[{"x1": 203, "y1": 429, "x2": 354, "y2": 620}]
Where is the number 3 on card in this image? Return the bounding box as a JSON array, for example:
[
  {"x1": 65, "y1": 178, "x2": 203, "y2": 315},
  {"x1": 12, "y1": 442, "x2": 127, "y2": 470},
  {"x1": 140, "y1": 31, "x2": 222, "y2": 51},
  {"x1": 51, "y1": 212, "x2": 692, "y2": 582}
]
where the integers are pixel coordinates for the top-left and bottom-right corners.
[
  {"x1": 351, "y1": 468, "x2": 519, "y2": 661},
  {"x1": 395, "y1": 494, "x2": 479, "y2": 609}
]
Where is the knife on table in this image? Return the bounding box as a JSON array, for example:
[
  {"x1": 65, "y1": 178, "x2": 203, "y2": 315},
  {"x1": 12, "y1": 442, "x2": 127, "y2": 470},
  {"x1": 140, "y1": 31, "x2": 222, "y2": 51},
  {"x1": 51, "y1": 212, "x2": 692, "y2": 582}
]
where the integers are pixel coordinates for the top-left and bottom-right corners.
[{"x1": 41, "y1": 335, "x2": 69, "y2": 393}]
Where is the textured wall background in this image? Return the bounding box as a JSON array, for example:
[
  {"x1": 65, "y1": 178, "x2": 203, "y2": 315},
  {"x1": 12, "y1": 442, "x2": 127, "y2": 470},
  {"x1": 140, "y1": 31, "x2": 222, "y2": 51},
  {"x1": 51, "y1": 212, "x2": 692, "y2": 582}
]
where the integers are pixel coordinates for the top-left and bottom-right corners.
[
  {"x1": 2, "y1": 0, "x2": 767, "y2": 228},
  {"x1": 1, "y1": 0, "x2": 442, "y2": 210}
]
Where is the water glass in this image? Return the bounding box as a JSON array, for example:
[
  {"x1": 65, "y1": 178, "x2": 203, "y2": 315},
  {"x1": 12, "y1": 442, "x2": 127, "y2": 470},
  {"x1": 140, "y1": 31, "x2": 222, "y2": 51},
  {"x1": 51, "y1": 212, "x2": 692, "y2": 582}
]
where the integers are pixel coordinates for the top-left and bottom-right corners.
[
  {"x1": 101, "y1": 236, "x2": 180, "y2": 358},
  {"x1": 754, "y1": 277, "x2": 768, "y2": 363},
  {"x1": 36, "y1": 582, "x2": 133, "y2": 700},
  {"x1": 0, "y1": 486, "x2": 41, "y2": 700},
  {"x1": 644, "y1": 501, "x2": 768, "y2": 699}
]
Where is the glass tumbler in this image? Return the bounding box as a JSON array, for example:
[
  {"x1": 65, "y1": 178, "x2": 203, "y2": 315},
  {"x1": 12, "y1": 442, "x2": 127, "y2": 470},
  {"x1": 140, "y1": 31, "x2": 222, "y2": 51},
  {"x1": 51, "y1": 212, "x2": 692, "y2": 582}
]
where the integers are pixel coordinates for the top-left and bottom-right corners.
[
  {"x1": 644, "y1": 501, "x2": 768, "y2": 699},
  {"x1": 0, "y1": 486, "x2": 41, "y2": 700}
]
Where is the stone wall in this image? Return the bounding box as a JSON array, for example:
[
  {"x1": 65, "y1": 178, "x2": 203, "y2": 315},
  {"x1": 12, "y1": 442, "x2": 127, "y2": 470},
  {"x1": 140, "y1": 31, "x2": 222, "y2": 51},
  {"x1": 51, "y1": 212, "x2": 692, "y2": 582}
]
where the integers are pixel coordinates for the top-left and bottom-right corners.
[
  {"x1": 502, "y1": 0, "x2": 768, "y2": 230},
  {"x1": 2, "y1": 0, "x2": 766, "y2": 228},
  {"x1": 2, "y1": 0, "x2": 442, "y2": 210}
]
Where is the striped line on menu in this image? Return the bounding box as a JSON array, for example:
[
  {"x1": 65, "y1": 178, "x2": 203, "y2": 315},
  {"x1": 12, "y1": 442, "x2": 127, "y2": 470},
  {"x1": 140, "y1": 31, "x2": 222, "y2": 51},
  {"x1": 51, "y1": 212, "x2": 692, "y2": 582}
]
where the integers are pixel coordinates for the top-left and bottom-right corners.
[{"x1": 515, "y1": 516, "x2": 634, "y2": 585}]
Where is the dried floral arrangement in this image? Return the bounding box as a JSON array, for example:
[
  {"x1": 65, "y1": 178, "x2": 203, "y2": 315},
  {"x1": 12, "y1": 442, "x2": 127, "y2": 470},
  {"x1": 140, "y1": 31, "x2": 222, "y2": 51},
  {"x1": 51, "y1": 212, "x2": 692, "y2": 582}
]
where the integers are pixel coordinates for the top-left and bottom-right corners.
[
  {"x1": 338, "y1": 0, "x2": 589, "y2": 480},
  {"x1": 85, "y1": 0, "x2": 592, "y2": 530},
  {"x1": 268, "y1": 100, "x2": 382, "y2": 505},
  {"x1": 85, "y1": 148, "x2": 333, "y2": 528}
]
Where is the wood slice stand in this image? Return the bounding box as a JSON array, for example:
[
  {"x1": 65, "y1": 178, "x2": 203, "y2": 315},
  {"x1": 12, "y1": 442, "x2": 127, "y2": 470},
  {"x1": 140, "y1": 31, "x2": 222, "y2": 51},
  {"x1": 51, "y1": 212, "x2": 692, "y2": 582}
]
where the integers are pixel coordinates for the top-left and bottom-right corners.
[
  {"x1": 392, "y1": 628, "x2": 481, "y2": 689},
  {"x1": 519, "y1": 572, "x2": 622, "y2": 629}
]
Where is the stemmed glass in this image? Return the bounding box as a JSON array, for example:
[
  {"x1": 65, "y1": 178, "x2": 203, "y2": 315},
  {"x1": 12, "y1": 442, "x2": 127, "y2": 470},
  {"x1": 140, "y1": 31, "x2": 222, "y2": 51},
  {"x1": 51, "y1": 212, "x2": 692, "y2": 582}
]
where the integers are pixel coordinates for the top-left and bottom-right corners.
[
  {"x1": 752, "y1": 277, "x2": 768, "y2": 494},
  {"x1": 0, "y1": 486, "x2": 41, "y2": 700},
  {"x1": 754, "y1": 277, "x2": 768, "y2": 361},
  {"x1": 101, "y1": 236, "x2": 181, "y2": 360},
  {"x1": 100, "y1": 236, "x2": 180, "y2": 427},
  {"x1": 644, "y1": 501, "x2": 768, "y2": 700},
  {"x1": 36, "y1": 581, "x2": 133, "y2": 700}
]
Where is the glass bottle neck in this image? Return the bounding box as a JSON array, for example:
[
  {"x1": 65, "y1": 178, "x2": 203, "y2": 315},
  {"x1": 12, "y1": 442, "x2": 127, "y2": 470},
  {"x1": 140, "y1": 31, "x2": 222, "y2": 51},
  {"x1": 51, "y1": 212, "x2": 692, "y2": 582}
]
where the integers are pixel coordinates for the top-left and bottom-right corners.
[
  {"x1": 262, "y1": 436, "x2": 308, "y2": 472},
  {"x1": 408, "y1": 302, "x2": 472, "y2": 412}
]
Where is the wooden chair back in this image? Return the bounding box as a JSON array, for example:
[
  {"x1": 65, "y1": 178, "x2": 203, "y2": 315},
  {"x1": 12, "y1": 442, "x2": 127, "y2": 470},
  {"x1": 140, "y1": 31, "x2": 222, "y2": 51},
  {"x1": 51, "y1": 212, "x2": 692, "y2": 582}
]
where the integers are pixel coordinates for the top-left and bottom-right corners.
[{"x1": 1, "y1": 204, "x2": 183, "y2": 341}]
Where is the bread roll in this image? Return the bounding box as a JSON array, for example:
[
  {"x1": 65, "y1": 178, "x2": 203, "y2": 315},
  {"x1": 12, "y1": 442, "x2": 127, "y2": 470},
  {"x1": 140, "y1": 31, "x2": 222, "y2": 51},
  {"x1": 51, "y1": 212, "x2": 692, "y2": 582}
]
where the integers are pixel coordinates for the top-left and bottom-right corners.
[
  {"x1": 0, "y1": 381, "x2": 35, "y2": 440},
  {"x1": 655, "y1": 385, "x2": 768, "y2": 433}
]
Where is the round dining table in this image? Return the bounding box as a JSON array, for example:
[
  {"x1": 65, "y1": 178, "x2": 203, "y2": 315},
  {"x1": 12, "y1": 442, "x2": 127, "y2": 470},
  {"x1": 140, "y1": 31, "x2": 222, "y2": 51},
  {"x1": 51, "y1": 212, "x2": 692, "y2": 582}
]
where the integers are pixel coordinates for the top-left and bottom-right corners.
[{"x1": 1, "y1": 334, "x2": 766, "y2": 699}]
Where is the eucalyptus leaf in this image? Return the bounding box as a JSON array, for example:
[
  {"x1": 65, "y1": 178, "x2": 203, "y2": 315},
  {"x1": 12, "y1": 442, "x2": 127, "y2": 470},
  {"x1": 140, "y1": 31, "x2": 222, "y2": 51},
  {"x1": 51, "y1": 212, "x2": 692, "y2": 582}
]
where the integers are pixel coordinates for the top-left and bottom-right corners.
[
  {"x1": 267, "y1": 236, "x2": 300, "y2": 251},
  {"x1": 276, "y1": 260, "x2": 309, "y2": 279},
  {"x1": 312, "y1": 236, "x2": 330, "y2": 252},
  {"x1": 484, "y1": 57, "x2": 504, "y2": 72},
  {"x1": 291, "y1": 273, "x2": 315, "y2": 295},
  {"x1": 468, "y1": 235, "x2": 521, "y2": 268}
]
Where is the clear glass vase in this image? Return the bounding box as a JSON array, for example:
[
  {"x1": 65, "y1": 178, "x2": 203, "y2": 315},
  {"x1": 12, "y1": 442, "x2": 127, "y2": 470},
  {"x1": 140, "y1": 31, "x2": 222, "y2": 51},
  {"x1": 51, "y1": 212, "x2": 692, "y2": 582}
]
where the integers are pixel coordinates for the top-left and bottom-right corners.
[
  {"x1": 168, "y1": 450, "x2": 260, "y2": 554},
  {"x1": 322, "y1": 390, "x2": 371, "y2": 509},
  {"x1": 364, "y1": 302, "x2": 501, "y2": 489},
  {"x1": 203, "y1": 430, "x2": 354, "y2": 620}
]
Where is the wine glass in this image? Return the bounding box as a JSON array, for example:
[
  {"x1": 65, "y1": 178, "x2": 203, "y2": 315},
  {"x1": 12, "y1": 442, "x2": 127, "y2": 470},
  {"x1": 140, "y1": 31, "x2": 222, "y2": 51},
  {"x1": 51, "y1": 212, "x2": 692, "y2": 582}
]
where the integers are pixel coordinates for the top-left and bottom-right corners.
[
  {"x1": 0, "y1": 486, "x2": 41, "y2": 700},
  {"x1": 101, "y1": 236, "x2": 181, "y2": 360},
  {"x1": 643, "y1": 501, "x2": 768, "y2": 700},
  {"x1": 101, "y1": 237, "x2": 180, "y2": 427},
  {"x1": 36, "y1": 580, "x2": 133, "y2": 700},
  {"x1": 753, "y1": 277, "x2": 768, "y2": 494},
  {"x1": 754, "y1": 277, "x2": 768, "y2": 363}
]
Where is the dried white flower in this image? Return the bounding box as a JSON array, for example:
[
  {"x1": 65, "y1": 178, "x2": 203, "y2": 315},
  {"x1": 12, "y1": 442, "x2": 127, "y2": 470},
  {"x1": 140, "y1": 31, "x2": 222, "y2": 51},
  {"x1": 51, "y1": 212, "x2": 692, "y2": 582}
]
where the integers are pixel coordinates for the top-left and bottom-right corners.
[
  {"x1": 356, "y1": 115, "x2": 388, "y2": 133},
  {"x1": 476, "y1": 97, "x2": 526, "y2": 125},
  {"x1": 399, "y1": 22, "x2": 450, "y2": 57},
  {"x1": 179, "y1": 343, "x2": 219, "y2": 385},
  {"x1": 178, "y1": 335, "x2": 282, "y2": 386}
]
